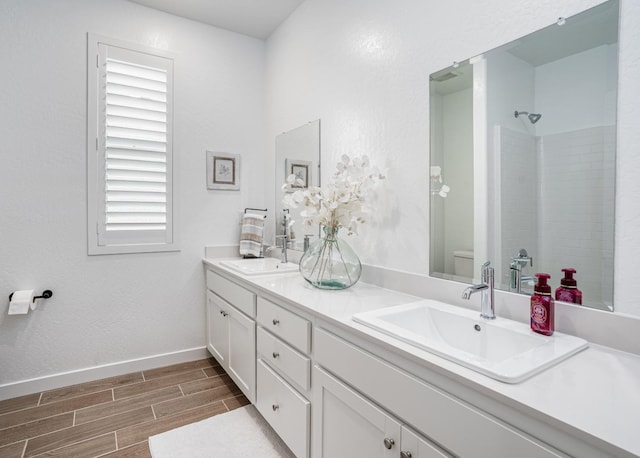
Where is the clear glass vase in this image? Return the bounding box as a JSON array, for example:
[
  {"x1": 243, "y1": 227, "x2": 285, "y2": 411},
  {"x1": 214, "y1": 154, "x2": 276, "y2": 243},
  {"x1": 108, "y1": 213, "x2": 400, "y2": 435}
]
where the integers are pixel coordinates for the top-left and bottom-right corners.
[{"x1": 299, "y1": 226, "x2": 362, "y2": 290}]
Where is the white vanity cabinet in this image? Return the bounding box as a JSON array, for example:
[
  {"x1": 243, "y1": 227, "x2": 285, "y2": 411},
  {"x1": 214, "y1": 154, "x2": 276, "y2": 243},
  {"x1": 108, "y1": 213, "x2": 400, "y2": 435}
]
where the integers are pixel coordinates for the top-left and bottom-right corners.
[
  {"x1": 314, "y1": 328, "x2": 568, "y2": 458},
  {"x1": 314, "y1": 365, "x2": 451, "y2": 458},
  {"x1": 255, "y1": 296, "x2": 312, "y2": 458},
  {"x1": 205, "y1": 270, "x2": 256, "y2": 403},
  {"x1": 203, "y1": 260, "x2": 631, "y2": 458}
]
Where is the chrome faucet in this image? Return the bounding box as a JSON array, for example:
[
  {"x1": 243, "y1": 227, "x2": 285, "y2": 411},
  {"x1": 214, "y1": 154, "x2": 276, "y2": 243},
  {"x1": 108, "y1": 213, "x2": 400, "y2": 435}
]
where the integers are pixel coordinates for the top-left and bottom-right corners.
[
  {"x1": 275, "y1": 235, "x2": 288, "y2": 263},
  {"x1": 462, "y1": 261, "x2": 495, "y2": 320},
  {"x1": 275, "y1": 209, "x2": 290, "y2": 264}
]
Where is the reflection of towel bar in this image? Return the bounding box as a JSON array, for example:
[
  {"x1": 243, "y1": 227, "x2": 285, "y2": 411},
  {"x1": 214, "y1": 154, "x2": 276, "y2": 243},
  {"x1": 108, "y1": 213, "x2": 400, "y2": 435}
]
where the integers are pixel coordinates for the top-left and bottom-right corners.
[
  {"x1": 9, "y1": 289, "x2": 53, "y2": 303},
  {"x1": 244, "y1": 207, "x2": 267, "y2": 218}
]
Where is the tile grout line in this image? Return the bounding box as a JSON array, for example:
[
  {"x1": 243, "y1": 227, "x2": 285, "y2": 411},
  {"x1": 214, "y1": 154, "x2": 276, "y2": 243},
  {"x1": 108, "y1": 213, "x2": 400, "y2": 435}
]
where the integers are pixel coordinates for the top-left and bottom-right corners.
[
  {"x1": 153, "y1": 398, "x2": 227, "y2": 422},
  {"x1": 31, "y1": 432, "x2": 117, "y2": 458},
  {"x1": 14, "y1": 423, "x2": 78, "y2": 455},
  {"x1": 221, "y1": 399, "x2": 231, "y2": 412}
]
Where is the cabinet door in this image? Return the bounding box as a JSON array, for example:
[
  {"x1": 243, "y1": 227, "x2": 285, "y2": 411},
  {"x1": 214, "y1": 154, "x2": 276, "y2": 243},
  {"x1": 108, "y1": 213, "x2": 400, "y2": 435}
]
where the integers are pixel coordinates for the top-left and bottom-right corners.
[
  {"x1": 206, "y1": 291, "x2": 228, "y2": 365},
  {"x1": 401, "y1": 426, "x2": 452, "y2": 458},
  {"x1": 227, "y1": 303, "x2": 256, "y2": 403},
  {"x1": 313, "y1": 366, "x2": 401, "y2": 458}
]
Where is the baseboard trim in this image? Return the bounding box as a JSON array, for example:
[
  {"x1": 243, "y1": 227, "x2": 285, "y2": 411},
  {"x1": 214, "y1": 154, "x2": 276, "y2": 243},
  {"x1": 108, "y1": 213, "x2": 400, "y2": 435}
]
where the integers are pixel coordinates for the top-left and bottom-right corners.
[{"x1": 0, "y1": 346, "x2": 210, "y2": 401}]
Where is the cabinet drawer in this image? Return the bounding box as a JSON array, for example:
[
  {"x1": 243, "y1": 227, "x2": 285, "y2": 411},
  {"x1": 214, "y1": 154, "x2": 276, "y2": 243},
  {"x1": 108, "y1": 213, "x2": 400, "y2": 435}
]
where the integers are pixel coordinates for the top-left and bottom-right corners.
[
  {"x1": 315, "y1": 328, "x2": 565, "y2": 458},
  {"x1": 257, "y1": 359, "x2": 310, "y2": 458},
  {"x1": 257, "y1": 297, "x2": 311, "y2": 354},
  {"x1": 258, "y1": 327, "x2": 311, "y2": 391},
  {"x1": 206, "y1": 270, "x2": 256, "y2": 317}
]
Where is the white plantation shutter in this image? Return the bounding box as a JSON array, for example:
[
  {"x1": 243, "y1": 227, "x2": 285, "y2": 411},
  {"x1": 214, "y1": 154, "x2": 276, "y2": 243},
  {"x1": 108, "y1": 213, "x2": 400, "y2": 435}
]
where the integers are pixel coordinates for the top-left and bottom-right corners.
[{"x1": 88, "y1": 35, "x2": 176, "y2": 254}]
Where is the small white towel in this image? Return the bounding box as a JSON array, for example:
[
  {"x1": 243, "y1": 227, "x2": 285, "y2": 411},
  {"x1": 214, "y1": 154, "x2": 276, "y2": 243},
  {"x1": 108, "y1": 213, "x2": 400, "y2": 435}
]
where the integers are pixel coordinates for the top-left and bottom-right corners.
[{"x1": 239, "y1": 213, "x2": 265, "y2": 257}]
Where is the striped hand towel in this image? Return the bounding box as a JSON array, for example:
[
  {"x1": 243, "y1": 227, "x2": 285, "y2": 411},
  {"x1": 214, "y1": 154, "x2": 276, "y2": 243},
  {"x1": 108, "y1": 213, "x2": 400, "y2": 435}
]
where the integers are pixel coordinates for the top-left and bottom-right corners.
[{"x1": 239, "y1": 213, "x2": 265, "y2": 257}]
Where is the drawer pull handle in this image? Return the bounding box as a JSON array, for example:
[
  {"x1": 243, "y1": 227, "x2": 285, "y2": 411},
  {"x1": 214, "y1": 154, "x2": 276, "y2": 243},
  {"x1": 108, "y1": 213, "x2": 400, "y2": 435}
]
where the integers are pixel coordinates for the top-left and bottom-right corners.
[
  {"x1": 401, "y1": 452, "x2": 412, "y2": 458},
  {"x1": 272, "y1": 319, "x2": 280, "y2": 326},
  {"x1": 383, "y1": 438, "x2": 395, "y2": 450},
  {"x1": 220, "y1": 310, "x2": 228, "y2": 317},
  {"x1": 272, "y1": 404, "x2": 279, "y2": 411},
  {"x1": 272, "y1": 352, "x2": 280, "y2": 359}
]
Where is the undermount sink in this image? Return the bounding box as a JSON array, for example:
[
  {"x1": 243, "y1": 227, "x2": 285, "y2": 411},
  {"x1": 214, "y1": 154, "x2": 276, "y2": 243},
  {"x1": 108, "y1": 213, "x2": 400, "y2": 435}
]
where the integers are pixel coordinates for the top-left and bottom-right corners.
[
  {"x1": 220, "y1": 258, "x2": 299, "y2": 275},
  {"x1": 352, "y1": 299, "x2": 588, "y2": 383}
]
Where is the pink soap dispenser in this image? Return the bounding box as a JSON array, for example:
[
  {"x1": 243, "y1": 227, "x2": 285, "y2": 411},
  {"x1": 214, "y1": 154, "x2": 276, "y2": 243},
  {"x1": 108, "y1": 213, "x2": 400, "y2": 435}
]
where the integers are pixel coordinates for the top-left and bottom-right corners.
[
  {"x1": 531, "y1": 273, "x2": 554, "y2": 336},
  {"x1": 555, "y1": 268, "x2": 582, "y2": 304}
]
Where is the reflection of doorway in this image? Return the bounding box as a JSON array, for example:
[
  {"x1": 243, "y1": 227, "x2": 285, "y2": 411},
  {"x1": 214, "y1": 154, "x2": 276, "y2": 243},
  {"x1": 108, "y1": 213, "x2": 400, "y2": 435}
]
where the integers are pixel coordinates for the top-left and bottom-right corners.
[{"x1": 430, "y1": 65, "x2": 474, "y2": 280}]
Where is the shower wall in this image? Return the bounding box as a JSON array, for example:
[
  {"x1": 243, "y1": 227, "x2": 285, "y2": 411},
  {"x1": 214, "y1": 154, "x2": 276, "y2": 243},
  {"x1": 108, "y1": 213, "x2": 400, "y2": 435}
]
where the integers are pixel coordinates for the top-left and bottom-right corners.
[
  {"x1": 537, "y1": 126, "x2": 615, "y2": 307},
  {"x1": 496, "y1": 126, "x2": 615, "y2": 306}
]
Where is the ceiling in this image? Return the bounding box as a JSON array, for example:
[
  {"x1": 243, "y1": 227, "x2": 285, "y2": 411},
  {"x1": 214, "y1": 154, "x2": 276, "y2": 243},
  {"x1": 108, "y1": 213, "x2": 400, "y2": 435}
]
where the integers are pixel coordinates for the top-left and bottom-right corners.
[
  {"x1": 431, "y1": 0, "x2": 618, "y2": 96},
  {"x1": 127, "y1": 0, "x2": 304, "y2": 40}
]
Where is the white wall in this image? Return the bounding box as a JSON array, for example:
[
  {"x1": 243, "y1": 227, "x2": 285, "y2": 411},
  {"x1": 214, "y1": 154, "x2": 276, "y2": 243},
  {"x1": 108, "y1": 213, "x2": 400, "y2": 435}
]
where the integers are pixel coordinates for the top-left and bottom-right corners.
[
  {"x1": 266, "y1": 0, "x2": 640, "y2": 316},
  {"x1": 430, "y1": 88, "x2": 473, "y2": 276},
  {"x1": 430, "y1": 94, "x2": 445, "y2": 273},
  {"x1": 0, "y1": 0, "x2": 266, "y2": 388},
  {"x1": 497, "y1": 127, "x2": 537, "y2": 290}
]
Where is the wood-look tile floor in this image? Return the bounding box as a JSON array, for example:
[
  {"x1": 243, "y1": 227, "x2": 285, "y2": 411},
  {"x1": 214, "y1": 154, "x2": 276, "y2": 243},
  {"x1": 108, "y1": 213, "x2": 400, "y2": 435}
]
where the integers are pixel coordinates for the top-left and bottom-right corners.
[{"x1": 0, "y1": 357, "x2": 249, "y2": 458}]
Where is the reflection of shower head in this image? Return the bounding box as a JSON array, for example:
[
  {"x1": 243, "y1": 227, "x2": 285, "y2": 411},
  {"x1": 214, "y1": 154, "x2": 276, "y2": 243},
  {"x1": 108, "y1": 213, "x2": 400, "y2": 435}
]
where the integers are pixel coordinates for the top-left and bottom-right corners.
[{"x1": 514, "y1": 110, "x2": 542, "y2": 124}]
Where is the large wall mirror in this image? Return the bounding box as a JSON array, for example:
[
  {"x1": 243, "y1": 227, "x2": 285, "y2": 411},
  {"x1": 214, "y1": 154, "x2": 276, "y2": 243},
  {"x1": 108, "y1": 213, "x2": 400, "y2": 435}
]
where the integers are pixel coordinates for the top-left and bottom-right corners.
[
  {"x1": 430, "y1": 0, "x2": 618, "y2": 312},
  {"x1": 275, "y1": 120, "x2": 321, "y2": 251}
]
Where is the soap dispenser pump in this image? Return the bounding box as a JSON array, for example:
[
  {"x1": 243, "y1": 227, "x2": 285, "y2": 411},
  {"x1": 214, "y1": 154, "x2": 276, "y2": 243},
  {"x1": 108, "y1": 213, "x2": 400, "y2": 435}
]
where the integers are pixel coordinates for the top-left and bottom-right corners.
[
  {"x1": 531, "y1": 273, "x2": 554, "y2": 336},
  {"x1": 555, "y1": 268, "x2": 582, "y2": 305}
]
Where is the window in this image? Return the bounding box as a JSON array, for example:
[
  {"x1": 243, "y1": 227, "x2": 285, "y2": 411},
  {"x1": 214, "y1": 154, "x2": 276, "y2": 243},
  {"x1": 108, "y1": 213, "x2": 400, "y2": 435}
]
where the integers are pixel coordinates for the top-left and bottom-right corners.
[{"x1": 87, "y1": 34, "x2": 177, "y2": 254}]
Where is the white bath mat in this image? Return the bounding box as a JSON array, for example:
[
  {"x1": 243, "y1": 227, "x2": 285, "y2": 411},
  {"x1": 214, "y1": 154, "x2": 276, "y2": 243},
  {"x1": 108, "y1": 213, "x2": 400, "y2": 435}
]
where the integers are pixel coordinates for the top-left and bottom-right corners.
[{"x1": 148, "y1": 405, "x2": 295, "y2": 458}]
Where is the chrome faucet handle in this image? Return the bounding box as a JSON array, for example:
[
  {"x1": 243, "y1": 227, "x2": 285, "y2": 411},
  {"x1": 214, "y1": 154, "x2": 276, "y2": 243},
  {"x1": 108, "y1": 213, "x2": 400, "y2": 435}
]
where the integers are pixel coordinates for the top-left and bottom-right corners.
[{"x1": 481, "y1": 261, "x2": 493, "y2": 283}]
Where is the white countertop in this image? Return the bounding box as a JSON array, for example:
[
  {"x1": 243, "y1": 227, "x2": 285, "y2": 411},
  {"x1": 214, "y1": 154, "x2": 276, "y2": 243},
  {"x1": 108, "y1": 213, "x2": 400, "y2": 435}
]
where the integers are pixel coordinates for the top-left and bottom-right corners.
[{"x1": 203, "y1": 257, "x2": 640, "y2": 457}]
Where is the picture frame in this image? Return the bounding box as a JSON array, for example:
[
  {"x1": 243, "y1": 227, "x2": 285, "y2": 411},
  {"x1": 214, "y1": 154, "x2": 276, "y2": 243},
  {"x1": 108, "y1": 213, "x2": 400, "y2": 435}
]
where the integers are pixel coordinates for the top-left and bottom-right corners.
[
  {"x1": 285, "y1": 158, "x2": 312, "y2": 190},
  {"x1": 207, "y1": 151, "x2": 240, "y2": 190}
]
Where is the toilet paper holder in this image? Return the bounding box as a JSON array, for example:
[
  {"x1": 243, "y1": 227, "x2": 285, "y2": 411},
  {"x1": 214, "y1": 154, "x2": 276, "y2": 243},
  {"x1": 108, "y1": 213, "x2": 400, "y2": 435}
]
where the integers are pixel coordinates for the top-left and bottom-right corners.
[{"x1": 9, "y1": 290, "x2": 53, "y2": 303}]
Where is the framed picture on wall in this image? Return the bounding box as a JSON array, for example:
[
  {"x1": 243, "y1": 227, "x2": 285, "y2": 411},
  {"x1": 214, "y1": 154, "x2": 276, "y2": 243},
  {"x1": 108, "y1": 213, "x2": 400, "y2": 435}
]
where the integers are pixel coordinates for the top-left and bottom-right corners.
[
  {"x1": 207, "y1": 151, "x2": 240, "y2": 190},
  {"x1": 285, "y1": 159, "x2": 311, "y2": 190}
]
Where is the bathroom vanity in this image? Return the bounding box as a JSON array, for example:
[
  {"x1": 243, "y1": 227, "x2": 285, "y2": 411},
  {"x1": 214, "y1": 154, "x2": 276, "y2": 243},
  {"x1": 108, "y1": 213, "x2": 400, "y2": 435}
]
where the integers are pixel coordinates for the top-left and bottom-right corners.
[{"x1": 203, "y1": 256, "x2": 640, "y2": 458}]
